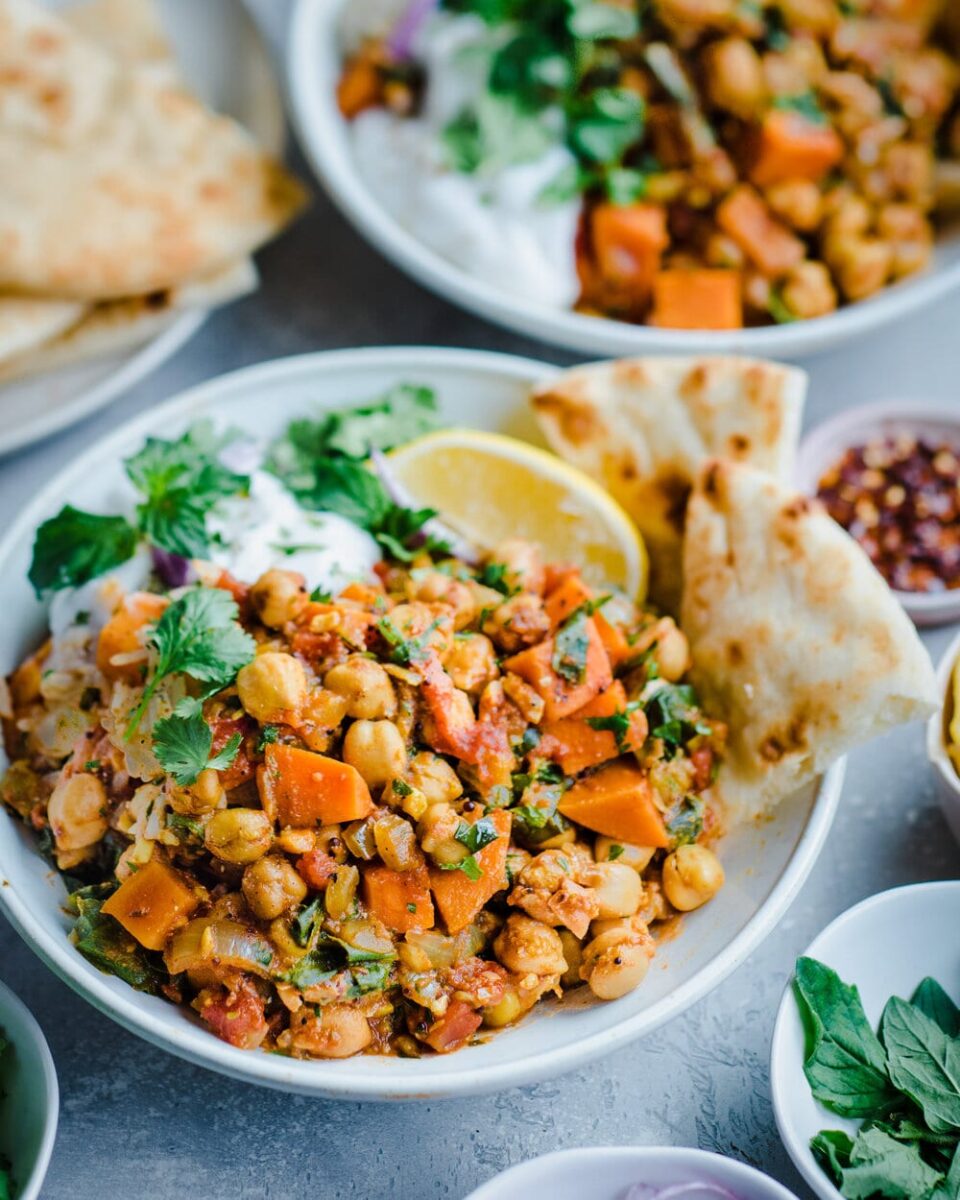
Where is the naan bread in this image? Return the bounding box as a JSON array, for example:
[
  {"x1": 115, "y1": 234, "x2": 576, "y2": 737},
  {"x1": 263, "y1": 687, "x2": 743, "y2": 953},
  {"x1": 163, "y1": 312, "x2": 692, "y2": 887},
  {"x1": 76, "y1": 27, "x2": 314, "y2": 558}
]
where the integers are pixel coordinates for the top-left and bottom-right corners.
[
  {"x1": 681, "y1": 459, "x2": 938, "y2": 819},
  {"x1": 0, "y1": 296, "x2": 85, "y2": 364},
  {"x1": 532, "y1": 356, "x2": 806, "y2": 613},
  {"x1": 0, "y1": 0, "x2": 306, "y2": 299},
  {"x1": 62, "y1": 0, "x2": 177, "y2": 82}
]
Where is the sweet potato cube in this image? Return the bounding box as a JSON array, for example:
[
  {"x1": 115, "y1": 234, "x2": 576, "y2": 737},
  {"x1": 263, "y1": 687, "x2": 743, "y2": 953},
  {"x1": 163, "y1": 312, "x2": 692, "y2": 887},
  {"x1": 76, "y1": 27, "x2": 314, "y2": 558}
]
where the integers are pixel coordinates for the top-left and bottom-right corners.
[
  {"x1": 717, "y1": 185, "x2": 805, "y2": 277},
  {"x1": 541, "y1": 681, "x2": 628, "y2": 776},
  {"x1": 96, "y1": 593, "x2": 168, "y2": 683},
  {"x1": 259, "y1": 743, "x2": 373, "y2": 827},
  {"x1": 591, "y1": 202, "x2": 669, "y2": 298},
  {"x1": 429, "y1": 809, "x2": 511, "y2": 935},
  {"x1": 559, "y1": 762, "x2": 669, "y2": 847},
  {"x1": 504, "y1": 619, "x2": 612, "y2": 721},
  {"x1": 750, "y1": 110, "x2": 844, "y2": 188},
  {"x1": 362, "y1": 864, "x2": 434, "y2": 933},
  {"x1": 544, "y1": 574, "x2": 593, "y2": 630},
  {"x1": 650, "y1": 269, "x2": 744, "y2": 330},
  {"x1": 102, "y1": 859, "x2": 198, "y2": 952}
]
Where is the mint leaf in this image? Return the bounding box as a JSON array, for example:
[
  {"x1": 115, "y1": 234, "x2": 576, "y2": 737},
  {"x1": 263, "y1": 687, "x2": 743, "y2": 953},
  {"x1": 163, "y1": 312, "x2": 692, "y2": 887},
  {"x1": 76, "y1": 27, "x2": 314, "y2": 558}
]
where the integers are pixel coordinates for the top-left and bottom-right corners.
[
  {"x1": 28, "y1": 506, "x2": 138, "y2": 596},
  {"x1": 911, "y1": 979, "x2": 960, "y2": 1039},
  {"x1": 125, "y1": 421, "x2": 248, "y2": 558},
  {"x1": 320, "y1": 384, "x2": 438, "y2": 458},
  {"x1": 840, "y1": 1127, "x2": 944, "y2": 1199},
  {"x1": 881, "y1": 996, "x2": 960, "y2": 1134},
  {"x1": 811, "y1": 1130, "x2": 854, "y2": 1186},
  {"x1": 794, "y1": 957, "x2": 898, "y2": 1119}
]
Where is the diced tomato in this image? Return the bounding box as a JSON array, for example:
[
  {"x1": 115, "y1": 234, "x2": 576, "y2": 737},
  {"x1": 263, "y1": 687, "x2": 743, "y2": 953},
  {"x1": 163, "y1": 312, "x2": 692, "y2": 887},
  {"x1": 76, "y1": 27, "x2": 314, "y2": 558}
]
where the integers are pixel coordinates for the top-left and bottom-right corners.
[
  {"x1": 444, "y1": 958, "x2": 508, "y2": 1009},
  {"x1": 290, "y1": 630, "x2": 348, "y2": 668},
  {"x1": 210, "y1": 717, "x2": 256, "y2": 789},
  {"x1": 215, "y1": 570, "x2": 250, "y2": 613},
  {"x1": 422, "y1": 1000, "x2": 483, "y2": 1054},
  {"x1": 296, "y1": 849, "x2": 340, "y2": 891},
  {"x1": 198, "y1": 983, "x2": 268, "y2": 1050},
  {"x1": 691, "y1": 746, "x2": 714, "y2": 792}
]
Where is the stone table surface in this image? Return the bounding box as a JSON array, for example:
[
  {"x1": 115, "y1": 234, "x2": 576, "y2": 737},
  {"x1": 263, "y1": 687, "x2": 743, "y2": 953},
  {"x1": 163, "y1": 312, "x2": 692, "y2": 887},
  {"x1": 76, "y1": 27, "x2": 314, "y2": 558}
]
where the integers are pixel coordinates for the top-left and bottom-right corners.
[{"x1": 2, "y1": 3, "x2": 960, "y2": 1197}]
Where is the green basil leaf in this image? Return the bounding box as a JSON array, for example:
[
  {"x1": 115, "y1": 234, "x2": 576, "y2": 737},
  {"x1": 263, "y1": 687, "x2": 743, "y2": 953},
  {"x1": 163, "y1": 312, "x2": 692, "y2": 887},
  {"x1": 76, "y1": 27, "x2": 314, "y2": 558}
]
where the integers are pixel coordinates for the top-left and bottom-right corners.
[{"x1": 840, "y1": 1127, "x2": 944, "y2": 1200}]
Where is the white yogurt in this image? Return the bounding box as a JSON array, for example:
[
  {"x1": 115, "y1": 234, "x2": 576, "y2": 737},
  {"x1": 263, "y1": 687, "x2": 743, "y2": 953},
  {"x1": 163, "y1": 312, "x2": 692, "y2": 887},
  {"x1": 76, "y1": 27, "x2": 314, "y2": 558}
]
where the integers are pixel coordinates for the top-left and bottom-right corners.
[{"x1": 347, "y1": 8, "x2": 582, "y2": 309}]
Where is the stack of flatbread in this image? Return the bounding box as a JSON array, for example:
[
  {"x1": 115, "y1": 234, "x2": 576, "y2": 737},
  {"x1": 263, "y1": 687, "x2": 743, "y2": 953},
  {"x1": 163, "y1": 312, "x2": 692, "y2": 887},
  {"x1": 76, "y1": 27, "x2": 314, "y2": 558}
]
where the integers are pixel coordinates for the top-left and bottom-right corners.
[
  {"x1": 532, "y1": 357, "x2": 938, "y2": 822},
  {"x1": 0, "y1": 0, "x2": 306, "y2": 383}
]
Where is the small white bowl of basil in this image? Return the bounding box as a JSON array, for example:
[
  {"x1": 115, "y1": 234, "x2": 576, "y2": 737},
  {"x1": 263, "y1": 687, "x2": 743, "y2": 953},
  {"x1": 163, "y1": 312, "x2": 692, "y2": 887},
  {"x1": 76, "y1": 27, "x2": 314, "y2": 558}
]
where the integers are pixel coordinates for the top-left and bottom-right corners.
[
  {"x1": 0, "y1": 980, "x2": 58, "y2": 1200},
  {"x1": 770, "y1": 881, "x2": 960, "y2": 1200}
]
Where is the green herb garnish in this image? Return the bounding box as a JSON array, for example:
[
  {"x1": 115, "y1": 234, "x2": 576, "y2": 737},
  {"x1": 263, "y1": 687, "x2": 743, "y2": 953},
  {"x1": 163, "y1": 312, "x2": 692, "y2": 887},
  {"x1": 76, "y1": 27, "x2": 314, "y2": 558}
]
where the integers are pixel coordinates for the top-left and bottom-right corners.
[
  {"x1": 642, "y1": 682, "x2": 710, "y2": 757},
  {"x1": 152, "y1": 697, "x2": 242, "y2": 786},
  {"x1": 28, "y1": 506, "x2": 139, "y2": 596},
  {"x1": 586, "y1": 700, "x2": 643, "y2": 750}
]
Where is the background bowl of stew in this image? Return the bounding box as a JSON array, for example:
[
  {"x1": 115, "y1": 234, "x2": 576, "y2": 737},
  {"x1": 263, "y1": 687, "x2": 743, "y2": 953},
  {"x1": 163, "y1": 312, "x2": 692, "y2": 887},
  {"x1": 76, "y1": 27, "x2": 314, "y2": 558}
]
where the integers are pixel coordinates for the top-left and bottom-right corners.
[
  {"x1": 0, "y1": 346, "x2": 844, "y2": 1099},
  {"x1": 287, "y1": 0, "x2": 960, "y2": 362}
]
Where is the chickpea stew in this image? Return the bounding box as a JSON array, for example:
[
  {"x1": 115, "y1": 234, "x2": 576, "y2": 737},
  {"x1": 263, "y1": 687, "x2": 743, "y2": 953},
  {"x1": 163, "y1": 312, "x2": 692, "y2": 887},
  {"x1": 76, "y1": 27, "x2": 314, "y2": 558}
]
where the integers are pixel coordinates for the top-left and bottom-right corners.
[
  {"x1": 339, "y1": 0, "x2": 960, "y2": 330},
  {"x1": 0, "y1": 401, "x2": 728, "y2": 1061}
]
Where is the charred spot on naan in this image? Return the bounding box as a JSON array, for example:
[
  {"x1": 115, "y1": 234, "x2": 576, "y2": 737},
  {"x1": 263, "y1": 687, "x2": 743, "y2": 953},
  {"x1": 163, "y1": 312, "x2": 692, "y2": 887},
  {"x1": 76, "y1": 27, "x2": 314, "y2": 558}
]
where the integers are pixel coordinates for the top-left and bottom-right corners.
[{"x1": 531, "y1": 391, "x2": 608, "y2": 449}]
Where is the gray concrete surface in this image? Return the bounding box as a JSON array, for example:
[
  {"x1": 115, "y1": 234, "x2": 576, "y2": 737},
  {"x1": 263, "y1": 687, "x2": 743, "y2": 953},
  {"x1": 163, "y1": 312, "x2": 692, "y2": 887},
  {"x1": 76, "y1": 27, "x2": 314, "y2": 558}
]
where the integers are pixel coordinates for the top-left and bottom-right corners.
[{"x1": 2, "y1": 4, "x2": 960, "y2": 1196}]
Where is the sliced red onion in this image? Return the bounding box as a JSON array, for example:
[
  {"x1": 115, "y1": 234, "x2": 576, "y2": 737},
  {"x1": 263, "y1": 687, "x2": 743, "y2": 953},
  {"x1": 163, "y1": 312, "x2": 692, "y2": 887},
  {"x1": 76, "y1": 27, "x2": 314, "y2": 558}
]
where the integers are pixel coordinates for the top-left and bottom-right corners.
[
  {"x1": 387, "y1": 0, "x2": 438, "y2": 59},
  {"x1": 151, "y1": 546, "x2": 195, "y2": 588},
  {"x1": 625, "y1": 1183, "x2": 743, "y2": 1200},
  {"x1": 370, "y1": 447, "x2": 481, "y2": 564}
]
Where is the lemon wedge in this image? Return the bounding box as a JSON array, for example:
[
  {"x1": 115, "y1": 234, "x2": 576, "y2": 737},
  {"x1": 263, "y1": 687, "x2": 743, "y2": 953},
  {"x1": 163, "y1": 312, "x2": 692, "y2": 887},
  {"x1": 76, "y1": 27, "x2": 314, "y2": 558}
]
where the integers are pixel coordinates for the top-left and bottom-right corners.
[{"x1": 387, "y1": 429, "x2": 648, "y2": 600}]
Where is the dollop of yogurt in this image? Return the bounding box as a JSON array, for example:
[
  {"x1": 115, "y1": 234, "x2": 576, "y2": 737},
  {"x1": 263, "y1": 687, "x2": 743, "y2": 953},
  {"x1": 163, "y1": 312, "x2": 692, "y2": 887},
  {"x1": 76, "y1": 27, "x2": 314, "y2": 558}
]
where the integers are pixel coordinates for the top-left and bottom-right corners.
[{"x1": 346, "y1": 6, "x2": 582, "y2": 309}]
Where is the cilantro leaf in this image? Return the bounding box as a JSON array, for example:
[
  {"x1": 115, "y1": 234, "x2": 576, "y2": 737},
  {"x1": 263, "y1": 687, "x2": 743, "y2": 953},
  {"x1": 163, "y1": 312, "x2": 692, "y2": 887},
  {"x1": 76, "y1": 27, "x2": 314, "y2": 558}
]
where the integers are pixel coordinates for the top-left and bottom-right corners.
[
  {"x1": 586, "y1": 700, "x2": 643, "y2": 750},
  {"x1": 28, "y1": 506, "x2": 138, "y2": 596},
  {"x1": 257, "y1": 725, "x2": 280, "y2": 752},
  {"x1": 153, "y1": 698, "x2": 242, "y2": 786},
  {"x1": 455, "y1": 817, "x2": 499, "y2": 855},
  {"x1": 567, "y1": 88, "x2": 646, "y2": 165},
  {"x1": 440, "y1": 854, "x2": 483, "y2": 881},
  {"x1": 374, "y1": 504, "x2": 446, "y2": 562},
  {"x1": 643, "y1": 682, "x2": 710, "y2": 757},
  {"x1": 125, "y1": 587, "x2": 255, "y2": 737},
  {"x1": 772, "y1": 90, "x2": 827, "y2": 126},
  {"x1": 665, "y1": 795, "x2": 706, "y2": 847},
  {"x1": 292, "y1": 897, "x2": 325, "y2": 948},
  {"x1": 320, "y1": 384, "x2": 439, "y2": 458},
  {"x1": 71, "y1": 890, "x2": 162, "y2": 993},
  {"x1": 794, "y1": 957, "x2": 898, "y2": 1119},
  {"x1": 125, "y1": 421, "x2": 249, "y2": 558},
  {"x1": 377, "y1": 615, "x2": 440, "y2": 666},
  {"x1": 552, "y1": 607, "x2": 592, "y2": 684}
]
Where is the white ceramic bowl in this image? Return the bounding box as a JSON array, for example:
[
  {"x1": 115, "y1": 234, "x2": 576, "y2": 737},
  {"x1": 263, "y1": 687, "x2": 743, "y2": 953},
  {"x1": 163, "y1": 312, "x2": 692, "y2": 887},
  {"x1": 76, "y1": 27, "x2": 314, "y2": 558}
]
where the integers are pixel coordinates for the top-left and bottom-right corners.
[
  {"x1": 0, "y1": 347, "x2": 844, "y2": 1099},
  {"x1": 927, "y1": 628, "x2": 960, "y2": 844},
  {"x1": 770, "y1": 881, "x2": 960, "y2": 1200},
  {"x1": 0, "y1": 980, "x2": 59, "y2": 1200},
  {"x1": 795, "y1": 399, "x2": 960, "y2": 627},
  {"x1": 464, "y1": 1147, "x2": 800, "y2": 1200},
  {"x1": 287, "y1": 0, "x2": 960, "y2": 361}
]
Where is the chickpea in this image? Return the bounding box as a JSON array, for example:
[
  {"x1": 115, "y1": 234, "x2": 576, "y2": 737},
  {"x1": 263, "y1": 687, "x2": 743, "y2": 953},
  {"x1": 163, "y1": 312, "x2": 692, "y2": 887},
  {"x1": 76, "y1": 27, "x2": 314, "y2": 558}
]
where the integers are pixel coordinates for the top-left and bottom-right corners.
[
  {"x1": 481, "y1": 593, "x2": 550, "y2": 654},
  {"x1": 274, "y1": 827, "x2": 317, "y2": 855},
  {"x1": 822, "y1": 194, "x2": 872, "y2": 242},
  {"x1": 781, "y1": 261, "x2": 838, "y2": 320},
  {"x1": 705, "y1": 232, "x2": 745, "y2": 270},
  {"x1": 342, "y1": 719, "x2": 407, "y2": 789},
  {"x1": 407, "y1": 751, "x2": 463, "y2": 805},
  {"x1": 832, "y1": 237, "x2": 893, "y2": 302},
  {"x1": 703, "y1": 37, "x2": 765, "y2": 119},
  {"x1": 204, "y1": 807, "x2": 273, "y2": 865},
  {"x1": 501, "y1": 672, "x2": 545, "y2": 725},
  {"x1": 386, "y1": 602, "x2": 453, "y2": 656},
  {"x1": 491, "y1": 538, "x2": 545, "y2": 595},
  {"x1": 777, "y1": 0, "x2": 836, "y2": 35},
  {"x1": 324, "y1": 656, "x2": 397, "y2": 720},
  {"x1": 411, "y1": 571, "x2": 476, "y2": 630},
  {"x1": 249, "y1": 569, "x2": 306, "y2": 629},
  {"x1": 595, "y1": 837, "x2": 656, "y2": 874},
  {"x1": 190, "y1": 768, "x2": 225, "y2": 812},
  {"x1": 443, "y1": 633, "x2": 498, "y2": 696},
  {"x1": 558, "y1": 929, "x2": 584, "y2": 989},
  {"x1": 494, "y1": 914, "x2": 567, "y2": 977},
  {"x1": 482, "y1": 985, "x2": 524, "y2": 1028},
  {"x1": 877, "y1": 204, "x2": 932, "y2": 279},
  {"x1": 242, "y1": 854, "x2": 307, "y2": 920},
  {"x1": 766, "y1": 180, "x2": 822, "y2": 232},
  {"x1": 580, "y1": 927, "x2": 653, "y2": 1000},
  {"x1": 662, "y1": 844, "x2": 725, "y2": 912},
  {"x1": 583, "y1": 862, "x2": 644, "y2": 920},
  {"x1": 373, "y1": 812, "x2": 421, "y2": 872},
  {"x1": 299, "y1": 1004, "x2": 372, "y2": 1058},
  {"x1": 418, "y1": 801, "x2": 466, "y2": 867},
  {"x1": 236, "y1": 652, "x2": 307, "y2": 722},
  {"x1": 651, "y1": 618, "x2": 690, "y2": 683},
  {"x1": 48, "y1": 773, "x2": 108, "y2": 853}
]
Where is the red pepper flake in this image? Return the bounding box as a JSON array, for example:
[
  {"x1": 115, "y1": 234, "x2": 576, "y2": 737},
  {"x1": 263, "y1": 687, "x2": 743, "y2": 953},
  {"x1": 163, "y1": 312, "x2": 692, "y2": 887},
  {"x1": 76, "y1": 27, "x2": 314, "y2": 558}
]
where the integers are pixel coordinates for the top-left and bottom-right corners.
[{"x1": 816, "y1": 434, "x2": 960, "y2": 593}]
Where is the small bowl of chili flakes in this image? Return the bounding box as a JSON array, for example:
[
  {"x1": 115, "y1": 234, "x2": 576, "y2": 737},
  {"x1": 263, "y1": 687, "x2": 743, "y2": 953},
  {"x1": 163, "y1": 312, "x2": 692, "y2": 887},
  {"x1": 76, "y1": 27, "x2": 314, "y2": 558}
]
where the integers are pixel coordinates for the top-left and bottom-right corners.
[{"x1": 796, "y1": 401, "x2": 960, "y2": 627}]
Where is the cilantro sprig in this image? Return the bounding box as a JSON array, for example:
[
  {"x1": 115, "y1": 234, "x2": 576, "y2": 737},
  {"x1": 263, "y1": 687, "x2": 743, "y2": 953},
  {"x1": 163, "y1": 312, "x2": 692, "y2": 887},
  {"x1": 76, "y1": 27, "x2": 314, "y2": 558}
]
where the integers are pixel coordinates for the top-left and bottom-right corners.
[
  {"x1": 125, "y1": 588, "x2": 255, "y2": 738},
  {"x1": 152, "y1": 697, "x2": 243, "y2": 786},
  {"x1": 586, "y1": 699, "x2": 644, "y2": 751}
]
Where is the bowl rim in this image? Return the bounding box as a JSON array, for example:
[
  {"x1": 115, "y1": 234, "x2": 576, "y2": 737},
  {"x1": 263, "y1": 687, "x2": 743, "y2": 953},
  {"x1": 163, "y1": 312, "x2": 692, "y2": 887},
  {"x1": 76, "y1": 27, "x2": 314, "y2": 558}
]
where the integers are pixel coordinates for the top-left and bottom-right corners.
[
  {"x1": 463, "y1": 1145, "x2": 801, "y2": 1199},
  {"x1": 286, "y1": 0, "x2": 960, "y2": 361},
  {"x1": 927, "y1": 628, "x2": 960, "y2": 806},
  {"x1": 795, "y1": 398, "x2": 960, "y2": 627},
  {"x1": 0, "y1": 345, "x2": 844, "y2": 1099},
  {"x1": 769, "y1": 879, "x2": 960, "y2": 1200},
  {"x1": 0, "y1": 979, "x2": 59, "y2": 1200}
]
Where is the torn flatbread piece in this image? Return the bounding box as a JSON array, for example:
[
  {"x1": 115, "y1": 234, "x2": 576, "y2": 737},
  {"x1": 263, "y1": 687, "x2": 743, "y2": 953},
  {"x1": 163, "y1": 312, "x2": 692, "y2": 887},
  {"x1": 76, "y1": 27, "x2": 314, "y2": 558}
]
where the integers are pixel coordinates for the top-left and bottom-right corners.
[
  {"x1": 532, "y1": 356, "x2": 806, "y2": 612},
  {"x1": 0, "y1": 296, "x2": 85, "y2": 366},
  {"x1": 0, "y1": 0, "x2": 306, "y2": 299},
  {"x1": 681, "y1": 458, "x2": 938, "y2": 819}
]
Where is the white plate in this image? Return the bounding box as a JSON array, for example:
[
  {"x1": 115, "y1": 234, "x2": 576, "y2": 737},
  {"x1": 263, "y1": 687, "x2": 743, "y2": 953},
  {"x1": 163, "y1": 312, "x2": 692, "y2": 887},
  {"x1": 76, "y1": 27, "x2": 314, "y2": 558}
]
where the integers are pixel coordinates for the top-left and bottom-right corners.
[
  {"x1": 769, "y1": 881, "x2": 960, "y2": 1200},
  {"x1": 0, "y1": 980, "x2": 59, "y2": 1200},
  {"x1": 464, "y1": 1146, "x2": 800, "y2": 1200},
  {"x1": 0, "y1": 0, "x2": 286, "y2": 460},
  {"x1": 927, "y1": 629, "x2": 960, "y2": 845},
  {"x1": 795, "y1": 400, "x2": 960, "y2": 628},
  {"x1": 0, "y1": 347, "x2": 843, "y2": 1099},
  {"x1": 287, "y1": 0, "x2": 960, "y2": 361}
]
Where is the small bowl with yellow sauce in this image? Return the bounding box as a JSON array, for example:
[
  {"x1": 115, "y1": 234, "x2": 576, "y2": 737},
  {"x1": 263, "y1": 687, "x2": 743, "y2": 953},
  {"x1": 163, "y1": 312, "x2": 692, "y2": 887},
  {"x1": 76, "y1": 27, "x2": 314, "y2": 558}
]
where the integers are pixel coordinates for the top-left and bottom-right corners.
[{"x1": 927, "y1": 628, "x2": 960, "y2": 845}]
